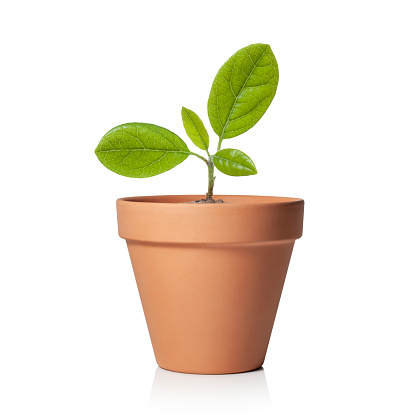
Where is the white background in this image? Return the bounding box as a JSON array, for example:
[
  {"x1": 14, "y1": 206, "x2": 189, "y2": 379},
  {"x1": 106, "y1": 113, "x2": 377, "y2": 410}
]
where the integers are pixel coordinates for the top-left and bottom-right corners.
[{"x1": 1, "y1": 0, "x2": 415, "y2": 415}]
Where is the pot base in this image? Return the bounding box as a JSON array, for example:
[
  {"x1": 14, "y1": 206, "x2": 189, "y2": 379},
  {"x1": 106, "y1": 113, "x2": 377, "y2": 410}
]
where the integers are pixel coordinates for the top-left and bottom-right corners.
[{"x1": 157, "y1": 364, "x2": 264, "y2": 375}]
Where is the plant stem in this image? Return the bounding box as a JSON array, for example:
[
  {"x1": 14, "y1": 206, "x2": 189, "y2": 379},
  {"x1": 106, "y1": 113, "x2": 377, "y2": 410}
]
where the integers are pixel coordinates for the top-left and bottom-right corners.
[
  {"x1": 206, "y1": 157, "x2": 215, "y2": 200},
  {"x1": 190, "y1": 151, "x2": 215, "y2": 200}
]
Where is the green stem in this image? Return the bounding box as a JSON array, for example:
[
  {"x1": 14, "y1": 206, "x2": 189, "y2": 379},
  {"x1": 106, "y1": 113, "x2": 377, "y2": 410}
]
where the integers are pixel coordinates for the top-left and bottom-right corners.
[
  {"x1": 190, "y1": 152, "x2": 208, "y2": 164},
  {"x1": 206, "y1": 157, "x2": 215, "y2": 200},
  {"x1": 190, "y1": 151, "x2": 215, "y2": 200},
  {"x1": 217, "y1": 137, "x2": 223, "y2": 151}
]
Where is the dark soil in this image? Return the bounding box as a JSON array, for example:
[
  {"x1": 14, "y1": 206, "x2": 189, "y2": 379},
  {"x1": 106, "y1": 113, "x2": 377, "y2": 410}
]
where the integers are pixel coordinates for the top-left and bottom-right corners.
[{"x1": 188, "y1": 198, "x2": 226, "y2": 204}]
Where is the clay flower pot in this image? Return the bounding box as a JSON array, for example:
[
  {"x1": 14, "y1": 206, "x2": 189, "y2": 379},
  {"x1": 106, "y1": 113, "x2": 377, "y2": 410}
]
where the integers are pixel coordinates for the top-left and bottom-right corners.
[{"x1": 116, "y1": 195, "x2": 304, "y2": 374}]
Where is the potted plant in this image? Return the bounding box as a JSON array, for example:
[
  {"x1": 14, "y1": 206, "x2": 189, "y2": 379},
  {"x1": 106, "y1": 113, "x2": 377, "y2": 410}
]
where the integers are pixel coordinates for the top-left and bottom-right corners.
[{"x1": 95, "y1": 43, "x2": 304, "y2": 375}]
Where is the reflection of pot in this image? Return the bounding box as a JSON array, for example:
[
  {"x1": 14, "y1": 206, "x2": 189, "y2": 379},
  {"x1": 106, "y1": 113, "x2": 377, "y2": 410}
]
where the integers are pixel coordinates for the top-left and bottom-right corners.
[
  {"x1": 117, "y1": 195, "x2": 304, "y2": 374},
  {"x1": 149, "y1": 367, "x2": 272, "y2": 415}
]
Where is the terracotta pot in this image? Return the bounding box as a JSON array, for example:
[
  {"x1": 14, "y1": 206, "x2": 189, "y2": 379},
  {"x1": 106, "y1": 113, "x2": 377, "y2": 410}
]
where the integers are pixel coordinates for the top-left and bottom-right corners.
[{"x1": 116, "y1": 195, "x2": 304, "y2": 374}]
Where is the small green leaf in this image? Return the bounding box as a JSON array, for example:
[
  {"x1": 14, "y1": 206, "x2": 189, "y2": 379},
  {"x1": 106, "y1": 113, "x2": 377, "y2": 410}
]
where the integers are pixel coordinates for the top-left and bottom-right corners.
[
  {"x1": 213, "y1": 149, "x2": 257, "y2": 176},
  {"x1": 181, "y1": 107, "x2": 209, "y2": 151},
  {"x1": 95, "y1": 123, "x2": 190, "y2": 178},
  {"x1": 208, "y1": 43, "x2": 279, "y2": 140}
]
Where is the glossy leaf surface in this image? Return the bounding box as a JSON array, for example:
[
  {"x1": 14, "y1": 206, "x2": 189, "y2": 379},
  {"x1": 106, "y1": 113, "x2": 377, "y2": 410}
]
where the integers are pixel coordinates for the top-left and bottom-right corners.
[
  {"x1": 181, "y1": 107, "x2": 209, "y2": 151},
  {"x1": 213, "y1": 148, "x2": 257, "y2": 176},
  {"x1": 95, "y1": 123, "x2": 190, "y2": 178},
  {"x1": 208, "y1": 43, "x2": 279, "y2": 140}
]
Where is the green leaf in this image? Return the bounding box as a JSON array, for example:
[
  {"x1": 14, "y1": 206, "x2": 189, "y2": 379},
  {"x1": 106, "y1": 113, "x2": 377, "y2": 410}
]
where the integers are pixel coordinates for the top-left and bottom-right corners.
[
  {"x1": 181, "y1": 107, "x2": 209, "y2": 151},
  {"x1": 95, "y1": 123, "x2": 191, "y2": 178},
  {"x1": 213, "y1": 149, "x2": 257, "y2": 176},
  {"x1": 208, "y1": 43, "x2": 279, "y2": 140}
]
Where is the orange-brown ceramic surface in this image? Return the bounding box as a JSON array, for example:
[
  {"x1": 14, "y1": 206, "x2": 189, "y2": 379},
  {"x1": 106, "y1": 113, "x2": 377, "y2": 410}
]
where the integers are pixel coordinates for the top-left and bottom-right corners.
[{"x1": 117, "y1": 195, "x2": 304, "y2": 374}]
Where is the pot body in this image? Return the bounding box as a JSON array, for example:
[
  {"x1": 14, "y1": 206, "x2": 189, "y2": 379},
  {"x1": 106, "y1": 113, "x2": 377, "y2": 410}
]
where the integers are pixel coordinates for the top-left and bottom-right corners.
[{"x1": 117, "y1": 195, "x2": 304, "y2": 374}]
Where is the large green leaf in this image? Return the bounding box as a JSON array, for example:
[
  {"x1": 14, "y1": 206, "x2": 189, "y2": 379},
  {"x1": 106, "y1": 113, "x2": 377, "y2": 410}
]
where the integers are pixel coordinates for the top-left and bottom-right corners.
[
  {"x1": 181, "y1": 107, "x2": 209, "y2": 151},
  {"x1": 213, "y1": 148, "x2": 257, "y2": 176},
  {"x1": 95, "y1": 123, "x2": 191, "y2": 178},
  {"x1": 208, "y1": 43, "x2": 279, "y2": 140}
]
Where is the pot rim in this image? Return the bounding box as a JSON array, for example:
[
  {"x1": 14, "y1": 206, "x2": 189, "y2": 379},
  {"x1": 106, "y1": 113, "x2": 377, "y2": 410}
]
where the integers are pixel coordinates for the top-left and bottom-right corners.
[
  {"x1": 118, "y1": 194, "x2": 303, "y2": 207},
  {"x1": 116, "y1": 195, "x2": 304, "y2": 244}
]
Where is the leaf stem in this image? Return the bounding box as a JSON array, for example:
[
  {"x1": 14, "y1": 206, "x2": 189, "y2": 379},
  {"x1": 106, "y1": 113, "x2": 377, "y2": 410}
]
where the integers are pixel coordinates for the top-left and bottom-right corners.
[
  {"x1": 217, "y1": 137, "x2": 223, "y2": 151},
  {"x1": 190, "y1": 152, "x2": 208, "y2": 164}
]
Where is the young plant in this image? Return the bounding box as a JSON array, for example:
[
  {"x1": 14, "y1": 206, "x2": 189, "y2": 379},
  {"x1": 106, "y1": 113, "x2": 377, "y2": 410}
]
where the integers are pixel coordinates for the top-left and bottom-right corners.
[{"x1": 95, "y1": 43, "x2": 279, "y2": 202}]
